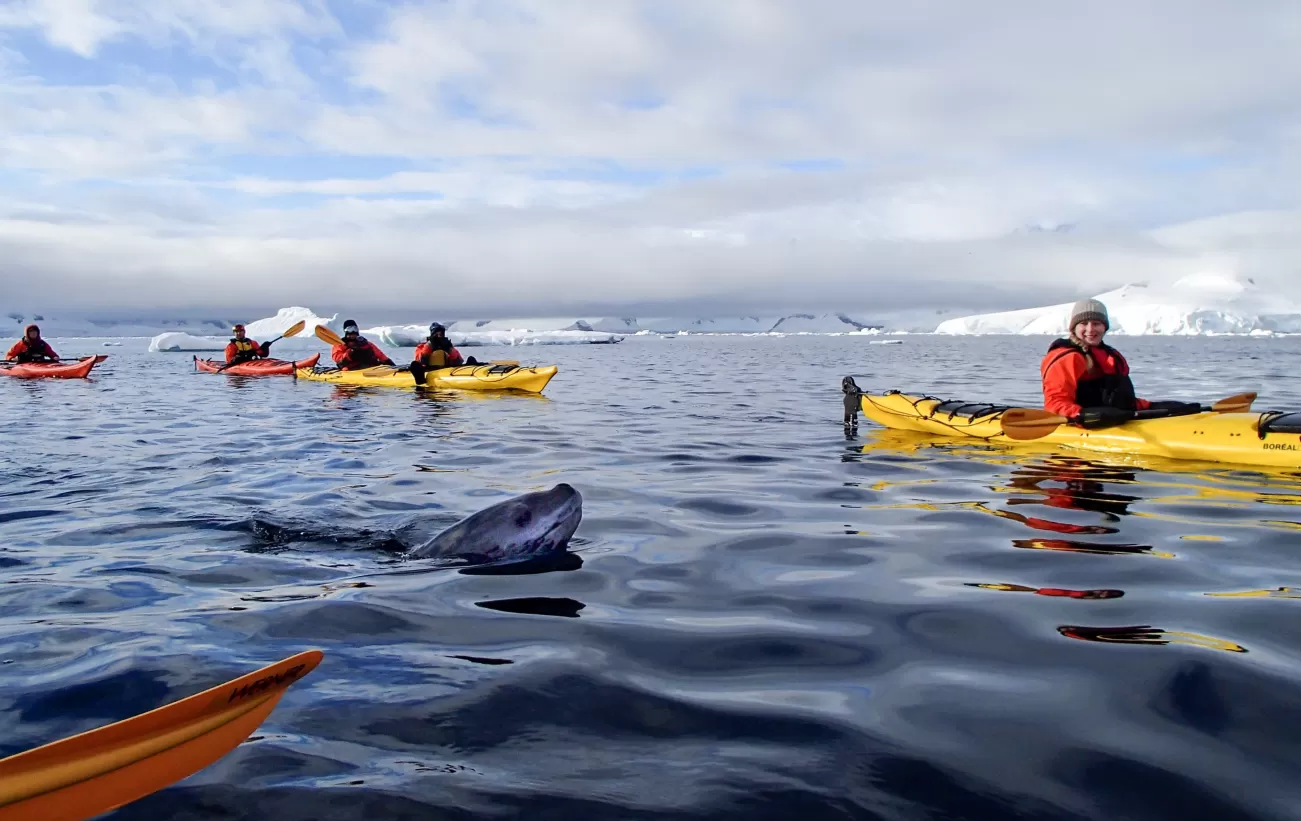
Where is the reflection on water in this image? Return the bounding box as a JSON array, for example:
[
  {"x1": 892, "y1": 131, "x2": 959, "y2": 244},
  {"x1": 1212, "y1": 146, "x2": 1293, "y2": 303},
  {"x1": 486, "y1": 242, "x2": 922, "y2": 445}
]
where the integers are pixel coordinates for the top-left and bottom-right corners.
[
  {"x1": 1010, "y1": 537, "x2": 1175, "y2": 558},
  {"x1": 1058, "y1": 625, "x2": 1248, "y2": 653},
  {"x1": 968, "y1": 583, "x2": 1125, "y2": 599}
]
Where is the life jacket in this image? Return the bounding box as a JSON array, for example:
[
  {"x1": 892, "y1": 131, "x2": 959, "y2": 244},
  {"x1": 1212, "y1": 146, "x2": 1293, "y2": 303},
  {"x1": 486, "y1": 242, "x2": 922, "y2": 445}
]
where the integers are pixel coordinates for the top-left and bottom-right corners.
[
  {"x1": 415, "y1": 338, "x2": 460, "y2": 368},
  {"x1": 1043, "y1": 338, "x2": 1138, "y2": 411},
  {"x1": 230, "y1": 338, "x2": 259, "y2": 356},
  {"x1": 10, "y1": 335, "x2": 54, "y2": 363}
]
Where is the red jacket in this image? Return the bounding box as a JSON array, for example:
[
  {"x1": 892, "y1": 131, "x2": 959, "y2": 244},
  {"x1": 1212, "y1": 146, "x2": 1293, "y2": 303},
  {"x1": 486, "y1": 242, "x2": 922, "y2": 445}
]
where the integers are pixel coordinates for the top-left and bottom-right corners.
[
  {"x1": 332, "y1": 339, "x2": 393, "y2": 370},
  {"x1": 413, "y1": 341, "x2": 463, "y2": 368},
  {"x1": 1040, "y1": 343, "x2": 1150, "y2": 418},
  {"x1": 6, "y1": 337, "x2": 58, "y2": 361},
  {"x1": 225, "y1": 338, "x2": 263, "y2": 363}
]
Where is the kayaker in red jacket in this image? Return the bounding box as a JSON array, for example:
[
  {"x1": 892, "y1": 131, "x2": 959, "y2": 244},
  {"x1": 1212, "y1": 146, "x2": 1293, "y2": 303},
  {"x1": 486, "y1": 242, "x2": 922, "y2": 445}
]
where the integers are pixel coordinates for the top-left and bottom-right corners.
[
  {"x1": 224, "y1": 324, "x2": 268, "y2": 364},
  {"x1": 409, "y1": 322, "x2": 482, "y2": 384},
  {"x1": 331, "y1": 319, "x2": 394, "y2": 370},
  {"x1": 6, "y1": 324, "x2": 59, "y2": 363},
  {"x1": 1040, "y1": 300, "x2": 1150, "y2": 428},
  {"x1": 413, "y1": 323, "x2": 465, "y2": 367},
  {"x1": 1041, "y1": 299, "x2": 1200, "y2": 428}
]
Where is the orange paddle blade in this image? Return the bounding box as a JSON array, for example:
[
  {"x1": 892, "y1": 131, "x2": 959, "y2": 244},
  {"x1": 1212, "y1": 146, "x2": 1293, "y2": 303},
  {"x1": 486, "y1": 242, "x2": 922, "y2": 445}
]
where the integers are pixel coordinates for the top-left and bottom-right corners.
[
  {"x1": 0, "y1": 650, "x2": 322, "y2": 821},
  {"x1": 313, "y1": 324, "x2": 343, "y2": 347},
  {"x1": 999, "y1": 408, "x2": 1070, "y2": 441},
  {"x1": 1209, "y1": 392, "x2": 1256, "y2": 412}
]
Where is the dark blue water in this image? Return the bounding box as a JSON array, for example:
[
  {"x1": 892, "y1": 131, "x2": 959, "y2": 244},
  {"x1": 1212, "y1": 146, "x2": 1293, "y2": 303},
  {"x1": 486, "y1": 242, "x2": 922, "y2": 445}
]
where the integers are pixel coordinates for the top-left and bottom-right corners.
[{"x1": 3, "y1": 334, "x2": 1301, "y2": 820}]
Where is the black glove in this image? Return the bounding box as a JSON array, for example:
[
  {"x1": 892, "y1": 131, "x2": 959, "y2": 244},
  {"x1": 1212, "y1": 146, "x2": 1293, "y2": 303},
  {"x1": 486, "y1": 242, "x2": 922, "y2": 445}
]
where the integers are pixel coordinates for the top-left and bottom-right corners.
[
  {"x1": 1144, "y1": 400, "x2": 1202, "y2": 416},
  {"x1": 1074, "y1": 406, "x2": 1134, "y2": 429},
  {"x1": 259, "y1": 342, "x2": 270, "y2": 356}
]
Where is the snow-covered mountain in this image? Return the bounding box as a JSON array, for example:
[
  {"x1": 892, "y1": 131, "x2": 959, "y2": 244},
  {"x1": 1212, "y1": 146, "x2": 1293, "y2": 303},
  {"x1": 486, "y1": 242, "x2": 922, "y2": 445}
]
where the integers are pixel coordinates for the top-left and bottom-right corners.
[
  {"x1": 365, "y1": 324, "x2": 622, "y2": 348},
  {"x1": 6, "y1": 306, "x2": 898, "y2": 348},
  {"x1": 936, "y1": 274, "x2": 1301, "y2": 336},
  {"x1": 2, "y1": 311, "x2": 244, "y2": 339},
  {"x1": 146, "y1": 308, "x2": 625, "y2": 352}
]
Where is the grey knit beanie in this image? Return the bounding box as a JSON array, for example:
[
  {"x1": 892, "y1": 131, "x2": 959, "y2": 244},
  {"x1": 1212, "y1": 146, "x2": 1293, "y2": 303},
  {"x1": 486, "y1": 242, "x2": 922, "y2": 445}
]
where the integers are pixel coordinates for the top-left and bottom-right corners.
[{"x1": 1069, "y1": 299, "x2": 1109, "y2": 331}]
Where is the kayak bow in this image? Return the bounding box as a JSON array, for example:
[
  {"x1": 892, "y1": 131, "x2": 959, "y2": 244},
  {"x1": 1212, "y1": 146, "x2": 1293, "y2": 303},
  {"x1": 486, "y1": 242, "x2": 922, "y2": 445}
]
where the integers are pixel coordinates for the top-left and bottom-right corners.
[{"x1": 0, "y1": 649, "x2": 323, "y2": 821}]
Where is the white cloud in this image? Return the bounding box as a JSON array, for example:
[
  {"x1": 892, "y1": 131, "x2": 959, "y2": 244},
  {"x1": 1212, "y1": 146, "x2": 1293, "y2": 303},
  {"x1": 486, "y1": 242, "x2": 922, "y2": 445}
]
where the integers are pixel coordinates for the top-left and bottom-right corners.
[{"x1": 0, "y1": 0, "x2": 1299, "y2": 317}]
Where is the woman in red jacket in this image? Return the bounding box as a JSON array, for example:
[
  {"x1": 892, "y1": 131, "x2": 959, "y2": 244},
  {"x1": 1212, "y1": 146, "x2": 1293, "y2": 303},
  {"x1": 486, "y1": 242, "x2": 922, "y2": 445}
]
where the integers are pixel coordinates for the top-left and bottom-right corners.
[
  {"x1": 6, "y1": 324, "x2": 59, "y2": 363},
  {"x1": 1040, "y1": 299, "x2": 1196, "y2": 427}
]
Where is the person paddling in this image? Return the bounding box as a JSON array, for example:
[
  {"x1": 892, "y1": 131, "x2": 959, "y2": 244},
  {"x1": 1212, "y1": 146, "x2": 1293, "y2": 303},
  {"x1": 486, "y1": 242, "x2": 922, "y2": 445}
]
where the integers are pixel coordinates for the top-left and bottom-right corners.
[
  {"x1": 224, "y1": 324, "x2": 268, "y2": 365},
  {"x1": 331, "y1": 319, "x2": 394, "y2": 370},
  {"x1": 6, "y1": 324, "x2": 59, "y2": 363},
  {"x1": 1041, "y1": 299, "x2": 1197, "y2": 427},
  {"x1": 409, "y1": 322, "x2": 482, "y2": 383}
]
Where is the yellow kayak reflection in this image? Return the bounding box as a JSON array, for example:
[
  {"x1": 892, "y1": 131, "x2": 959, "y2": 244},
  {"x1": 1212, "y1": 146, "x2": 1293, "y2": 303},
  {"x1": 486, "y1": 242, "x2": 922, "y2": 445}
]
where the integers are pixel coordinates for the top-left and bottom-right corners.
[
  {"x1": 852, "y1": 428, "x2": 1301, "y2": 539},
  {"x1": 1057, "y1": 625, "x2": 1247, "y2": 653}
]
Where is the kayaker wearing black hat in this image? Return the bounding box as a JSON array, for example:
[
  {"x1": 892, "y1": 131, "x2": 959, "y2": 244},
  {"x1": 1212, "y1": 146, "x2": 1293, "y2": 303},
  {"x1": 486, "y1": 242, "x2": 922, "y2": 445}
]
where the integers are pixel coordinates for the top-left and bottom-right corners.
[
  {"x1": 6, "y1": 324, "x2": 59, "y2": 363},
  {"x1": 330, "y1": 319, "x2": 394, "y2": 370},
  {"x1": 408, "y1": 322, "x2": 485, "y2": 384},
  {"x1": 1041, "y1": 299, "x2": 1198, "y2": 428}
]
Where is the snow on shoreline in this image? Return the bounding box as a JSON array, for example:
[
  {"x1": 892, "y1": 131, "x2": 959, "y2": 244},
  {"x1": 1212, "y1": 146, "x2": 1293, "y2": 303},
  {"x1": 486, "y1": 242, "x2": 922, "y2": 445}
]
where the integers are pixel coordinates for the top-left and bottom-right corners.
[
  {"x1": 937, "y1": 275, "x2": 1301, "y2": 336},
  {"x1": 12, "y1": 279, "x2": 1301, "y2": 350},
  {"x1": 365, "y1": 324, "x2": 622, "y2": 347}
]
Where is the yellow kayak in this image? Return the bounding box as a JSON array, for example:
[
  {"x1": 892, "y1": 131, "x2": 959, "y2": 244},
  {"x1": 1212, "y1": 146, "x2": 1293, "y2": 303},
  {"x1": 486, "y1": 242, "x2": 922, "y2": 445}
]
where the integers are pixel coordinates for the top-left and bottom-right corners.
[
  {"x1": 849, "y1": 386, "x2": 1301, "y2": 469},
  {"x1": 295, "y1": 362, "x2": 557, "y2": 393}
]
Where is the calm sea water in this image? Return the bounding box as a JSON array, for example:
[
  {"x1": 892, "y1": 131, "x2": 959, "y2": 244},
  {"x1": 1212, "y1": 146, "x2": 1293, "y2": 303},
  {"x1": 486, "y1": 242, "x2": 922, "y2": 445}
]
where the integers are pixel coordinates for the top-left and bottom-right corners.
[{"x1": 3, "y1": 333, "x2": 1301, "y2": 821}]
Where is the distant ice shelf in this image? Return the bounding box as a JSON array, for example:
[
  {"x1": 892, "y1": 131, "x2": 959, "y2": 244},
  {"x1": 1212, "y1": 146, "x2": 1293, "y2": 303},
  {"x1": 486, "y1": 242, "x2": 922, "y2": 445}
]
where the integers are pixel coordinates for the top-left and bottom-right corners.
[{"x1": 935, "y1": 274, "x2": 1301, "y2": 336}]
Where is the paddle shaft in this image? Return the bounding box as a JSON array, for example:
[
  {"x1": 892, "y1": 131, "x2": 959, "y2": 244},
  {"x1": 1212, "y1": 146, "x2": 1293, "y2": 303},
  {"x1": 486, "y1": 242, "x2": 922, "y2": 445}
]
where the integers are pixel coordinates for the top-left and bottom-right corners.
[{"x1": 1000, "y1": 392, "x2": 1258, "y2": 441}]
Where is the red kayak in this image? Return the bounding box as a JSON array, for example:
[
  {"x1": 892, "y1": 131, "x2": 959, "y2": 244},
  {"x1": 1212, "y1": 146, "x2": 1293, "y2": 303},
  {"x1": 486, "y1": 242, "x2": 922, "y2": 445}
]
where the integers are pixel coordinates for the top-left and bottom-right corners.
[
  {"x1": 194, "y1": 353, "x2": 320, "y2": 376},
  {"x1": 0, "y1": 355, "x2": 106, "y2": 379}
]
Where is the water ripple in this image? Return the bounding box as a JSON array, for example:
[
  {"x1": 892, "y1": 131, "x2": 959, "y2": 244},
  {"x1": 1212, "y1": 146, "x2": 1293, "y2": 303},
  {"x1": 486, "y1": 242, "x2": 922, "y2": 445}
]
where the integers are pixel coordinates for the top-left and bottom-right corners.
[{"x1": 3, "y1": 335, "x2": 1301, "y2": 820}]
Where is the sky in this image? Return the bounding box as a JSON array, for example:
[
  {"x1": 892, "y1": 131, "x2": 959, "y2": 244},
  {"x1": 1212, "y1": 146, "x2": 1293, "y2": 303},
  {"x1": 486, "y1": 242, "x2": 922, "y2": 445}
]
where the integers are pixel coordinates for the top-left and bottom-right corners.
[{"x1": 1, "y1": 0, "x2": 1299, "y2": 320}]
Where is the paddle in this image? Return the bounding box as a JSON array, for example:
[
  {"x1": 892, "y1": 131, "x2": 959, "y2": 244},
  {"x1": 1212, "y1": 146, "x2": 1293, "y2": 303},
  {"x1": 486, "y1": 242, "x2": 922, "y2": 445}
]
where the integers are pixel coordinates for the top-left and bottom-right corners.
[
  {"x1": 263, "y1": 319, "x2": 306, "y2": 349},
  {"x1": 216, "y1": 320, "x2": 307, "y2": 372},
  {"x1": 0, "y1": 649, "x2": 322, "y2": 821},
  {"x1": 1000, "y1": 392, "x2": 1258, "y2": 441}
]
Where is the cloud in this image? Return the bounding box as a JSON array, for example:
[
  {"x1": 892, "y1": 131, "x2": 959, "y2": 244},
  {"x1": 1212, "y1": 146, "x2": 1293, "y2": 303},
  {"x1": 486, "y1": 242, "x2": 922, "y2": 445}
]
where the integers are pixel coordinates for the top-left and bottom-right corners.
[{"x1": 1, "y1": 0, "x2": 1299, "y2": 320}]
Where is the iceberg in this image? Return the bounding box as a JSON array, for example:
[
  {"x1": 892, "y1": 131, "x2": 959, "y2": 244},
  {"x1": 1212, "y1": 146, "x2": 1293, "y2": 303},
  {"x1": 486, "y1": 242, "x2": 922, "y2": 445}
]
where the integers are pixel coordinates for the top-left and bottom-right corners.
[
  {"x1": 149, "y1": 307, "x2": 344, "y2": 352},
  {"x1": 244, "y1": 307, "x2": 341, "y2": 340},
  {"x1": 149, "y1": 332, "x2": 229, "y2": 353},
  {"x1": 936, "y1": 274, "x2": 1301, "y2": 336},
  {"x1": 365, "y1": 324, "x2": 622, "y2": 347}
]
